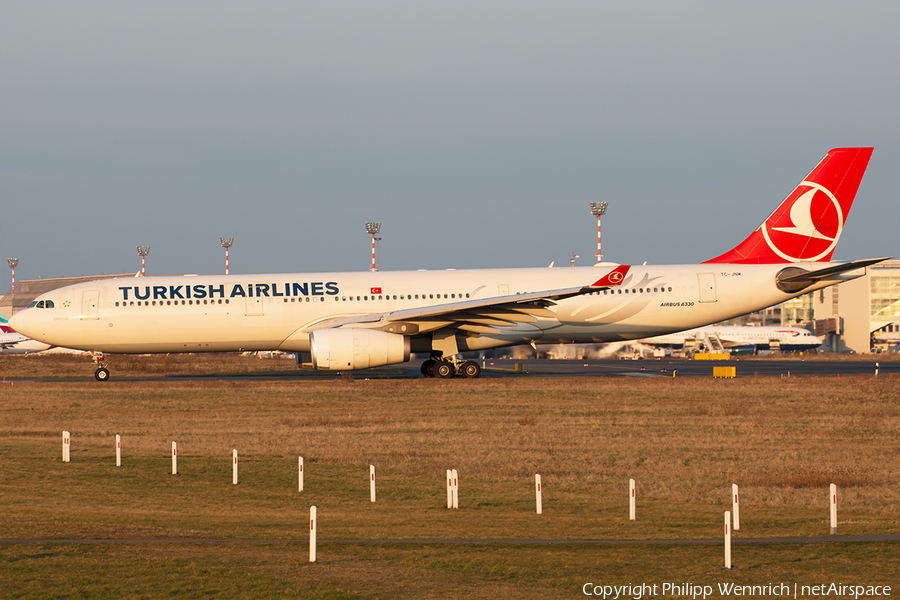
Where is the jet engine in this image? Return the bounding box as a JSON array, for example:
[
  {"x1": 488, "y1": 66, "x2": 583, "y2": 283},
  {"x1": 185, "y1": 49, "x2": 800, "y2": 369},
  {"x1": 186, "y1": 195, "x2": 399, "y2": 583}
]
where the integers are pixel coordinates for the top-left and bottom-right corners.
[{"x1": 310, "y1": 328, "x2": 410, "y2": 370}]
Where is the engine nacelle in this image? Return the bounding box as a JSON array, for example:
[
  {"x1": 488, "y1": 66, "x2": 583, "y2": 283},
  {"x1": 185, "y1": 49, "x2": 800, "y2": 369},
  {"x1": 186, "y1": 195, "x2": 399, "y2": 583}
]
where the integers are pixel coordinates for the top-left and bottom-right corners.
[{"x1": 310, "y1": 328, "x2": 410, "y2": 370}]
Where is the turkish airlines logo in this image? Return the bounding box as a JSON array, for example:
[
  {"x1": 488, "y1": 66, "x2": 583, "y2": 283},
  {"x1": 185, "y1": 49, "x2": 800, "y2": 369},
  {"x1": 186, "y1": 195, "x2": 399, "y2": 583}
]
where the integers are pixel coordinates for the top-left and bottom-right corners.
[
  {"x1": 761, "y1": 181, "x2": 843, "y2": 262},
  {"x1": 590, "y1": 265, "x2": 630, "y2": 287},
  {"x1": 370, "y1": 287, "x2": 382, "y2": 294}
]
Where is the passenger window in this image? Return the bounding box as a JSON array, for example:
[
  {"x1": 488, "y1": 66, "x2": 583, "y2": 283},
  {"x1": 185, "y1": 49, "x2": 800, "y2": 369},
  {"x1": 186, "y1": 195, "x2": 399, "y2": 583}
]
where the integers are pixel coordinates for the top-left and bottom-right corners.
[{"x1": 668, "y1": 287, "x2": 672, "y2": 292}]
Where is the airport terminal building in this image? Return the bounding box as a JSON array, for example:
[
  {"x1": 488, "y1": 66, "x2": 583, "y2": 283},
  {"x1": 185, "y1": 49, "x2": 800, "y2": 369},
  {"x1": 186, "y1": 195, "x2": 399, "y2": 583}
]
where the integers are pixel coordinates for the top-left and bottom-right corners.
[{"x1": 781, "y1": 260, "x2": 900, "y2": 353}]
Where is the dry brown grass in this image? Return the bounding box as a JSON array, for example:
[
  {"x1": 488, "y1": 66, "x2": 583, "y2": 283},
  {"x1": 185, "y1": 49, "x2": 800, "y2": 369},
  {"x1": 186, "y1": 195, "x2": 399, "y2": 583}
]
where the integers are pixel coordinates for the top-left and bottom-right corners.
[{"x1": 1, "y1": 357, "x2": 898, "y2": 596}]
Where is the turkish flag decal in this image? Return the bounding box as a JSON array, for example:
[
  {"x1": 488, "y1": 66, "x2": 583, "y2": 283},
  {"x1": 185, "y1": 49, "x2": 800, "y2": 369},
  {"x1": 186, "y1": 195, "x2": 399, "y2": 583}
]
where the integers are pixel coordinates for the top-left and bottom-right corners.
[{"x1": 370, "y1": 287, "x2": 382, "y2": 294}]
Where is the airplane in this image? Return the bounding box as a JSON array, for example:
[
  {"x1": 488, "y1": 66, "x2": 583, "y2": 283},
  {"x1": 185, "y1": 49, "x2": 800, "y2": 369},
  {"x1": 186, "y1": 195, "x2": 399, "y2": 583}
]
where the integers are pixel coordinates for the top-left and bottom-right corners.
[
  {"x1": 9, "y1": 147, "x2": 887, "y2": 381},
  {"x1": 640, "y1": 325, "x2": 823, "y2": 353}
]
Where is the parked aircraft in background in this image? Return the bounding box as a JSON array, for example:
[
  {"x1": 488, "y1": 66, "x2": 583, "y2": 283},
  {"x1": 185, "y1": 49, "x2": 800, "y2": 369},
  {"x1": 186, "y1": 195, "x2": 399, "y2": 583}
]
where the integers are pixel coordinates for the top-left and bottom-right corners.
[
  {"x1": 10, "y1": 148, "x2": 886, "y2": 380},
  {"x1": 640, "y1": 325, "x2": 823, "y2": 353}
]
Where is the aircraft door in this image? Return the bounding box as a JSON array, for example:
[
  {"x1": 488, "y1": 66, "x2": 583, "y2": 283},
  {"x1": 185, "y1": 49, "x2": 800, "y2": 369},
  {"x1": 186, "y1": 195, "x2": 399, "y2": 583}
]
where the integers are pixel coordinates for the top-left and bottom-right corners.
[
  {"x1": 246, "y1": 296, "x2": 264, "y2": 316},
  {"x1": 698, "y1": 273, "x2": 717, "y2": 303},
  {"x1": 81, "y1": 290, "x2": 100, "y2": 320}
]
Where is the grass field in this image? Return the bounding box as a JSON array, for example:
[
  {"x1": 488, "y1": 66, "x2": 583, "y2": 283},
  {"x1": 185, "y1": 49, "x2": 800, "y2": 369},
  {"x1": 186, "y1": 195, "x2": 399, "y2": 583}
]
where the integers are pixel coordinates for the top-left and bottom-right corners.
[{"x1": 0, "y1": 355, "x2": 898, "y2": 598}]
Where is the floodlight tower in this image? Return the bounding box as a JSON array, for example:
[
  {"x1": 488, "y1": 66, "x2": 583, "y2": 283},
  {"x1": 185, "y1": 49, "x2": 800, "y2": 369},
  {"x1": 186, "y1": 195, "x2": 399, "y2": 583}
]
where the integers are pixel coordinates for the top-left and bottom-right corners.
[
  {"x1": 570, "y1": 252, "x2": 580, "y2": 267},
  {"x1": 7, "y1": 258, "x2": 18, "y2": 290},
  {"x1": 589, "y1": 201, "x2": 609, "y2": 263},
  {"x1": 136, "y1": 246, "x2": 150, "y2": 277},
  {"x1": 365, "y1": 222, "x2": 382, "y2": 272},
  {"x1": 220, "y1": 237, "x2": 234, "y2": 275}
]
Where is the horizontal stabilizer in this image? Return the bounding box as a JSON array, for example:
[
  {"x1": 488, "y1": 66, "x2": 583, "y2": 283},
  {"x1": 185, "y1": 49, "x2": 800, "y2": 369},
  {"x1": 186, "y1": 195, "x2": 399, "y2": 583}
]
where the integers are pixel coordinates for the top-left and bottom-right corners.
[{"x1": 776, "y1": 257, "x2": 890, "y2": 293}]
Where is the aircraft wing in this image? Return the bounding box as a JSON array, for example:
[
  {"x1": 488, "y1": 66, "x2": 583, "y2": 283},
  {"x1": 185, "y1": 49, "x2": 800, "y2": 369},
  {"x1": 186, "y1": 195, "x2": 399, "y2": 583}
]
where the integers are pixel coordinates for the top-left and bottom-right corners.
[{"x1": 302, "y1": 265, "x2": 631, "y2": 336}]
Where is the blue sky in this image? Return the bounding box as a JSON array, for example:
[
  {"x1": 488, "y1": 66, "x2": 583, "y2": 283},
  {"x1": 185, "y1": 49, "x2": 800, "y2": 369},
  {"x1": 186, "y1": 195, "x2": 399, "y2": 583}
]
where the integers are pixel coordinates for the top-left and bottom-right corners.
[{"x1": 2, "y1": 1, "x2": 898, "y2": 283}]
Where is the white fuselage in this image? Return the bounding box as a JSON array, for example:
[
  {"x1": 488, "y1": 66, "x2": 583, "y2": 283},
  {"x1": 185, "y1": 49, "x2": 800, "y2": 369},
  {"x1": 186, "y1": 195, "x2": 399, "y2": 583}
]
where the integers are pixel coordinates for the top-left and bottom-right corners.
[
  {"x1": 641, "y1": 326, "x2": 823, "y2": 351},
  {"x1": 9, "y1": 263, "x2": 847, "y2": 359}
]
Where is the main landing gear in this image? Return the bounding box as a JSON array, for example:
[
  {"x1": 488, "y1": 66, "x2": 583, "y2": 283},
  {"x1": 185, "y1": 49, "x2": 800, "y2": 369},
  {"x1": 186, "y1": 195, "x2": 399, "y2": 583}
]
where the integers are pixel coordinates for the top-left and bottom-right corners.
[
  {"x1": 93, "y1": 353, "x2": 111, "y2": 382},
  {"x1": 420, "y1": 357, "x2": 482, "y2": 379}
]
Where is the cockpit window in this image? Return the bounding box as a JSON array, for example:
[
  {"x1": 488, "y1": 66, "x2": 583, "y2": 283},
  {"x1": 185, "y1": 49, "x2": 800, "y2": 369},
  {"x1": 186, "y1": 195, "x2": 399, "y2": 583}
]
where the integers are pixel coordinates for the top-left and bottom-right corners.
[
  {"x1": 36, "y1": 300, "x2": 45, "y2": 308},
  {"x1": 45, "y1": 300, "x2": 54, "y2": 308},
  {"x1": 28, "y1": 301, "x2": 38, "y2": 308}
]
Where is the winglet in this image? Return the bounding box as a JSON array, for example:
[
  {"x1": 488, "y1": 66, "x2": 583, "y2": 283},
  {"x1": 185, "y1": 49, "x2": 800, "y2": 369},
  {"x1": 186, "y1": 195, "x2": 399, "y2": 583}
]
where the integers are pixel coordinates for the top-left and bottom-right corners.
[{"x1": 590, "y1": 265, "x2": 630, "y2": 287}]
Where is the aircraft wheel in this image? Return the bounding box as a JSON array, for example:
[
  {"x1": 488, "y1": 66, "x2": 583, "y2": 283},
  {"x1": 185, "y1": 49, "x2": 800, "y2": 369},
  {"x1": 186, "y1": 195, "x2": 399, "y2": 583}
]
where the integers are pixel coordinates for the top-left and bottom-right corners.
[
  {"x1": 435, "y1": 361, "x2": 454, "y2": 378},
  {"x1": 460, "y1": 360, "x2": 481, "y2": 378},
  {"x1": 421, "y1": 360, "x2": 436, "y2": 377},
  {"x1": 95, "y1": 368, "x2": 111, "y2": 382}
]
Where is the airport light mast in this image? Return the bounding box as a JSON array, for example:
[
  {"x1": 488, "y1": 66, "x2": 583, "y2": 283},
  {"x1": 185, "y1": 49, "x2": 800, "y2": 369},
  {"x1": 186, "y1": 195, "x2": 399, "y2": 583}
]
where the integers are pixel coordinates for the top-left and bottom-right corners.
[
  {"x1": 570, "y1": 252, "x2": 580, "y2": 267},
  {"x1": 220, "y1": 237, "x2": 234, "y2": 275},
  {"x1": 365, "y1": 222, "x2": 382, "y2": 272},
  {"x1": 136, "y1": 246, "x2": 150, "y2": 277},
  {"x1": 589, "y1": 201, "x2": 608, "y2": 263},
  {"x1": 7, "y1": 258, "x2": 18, "y2": 290}
]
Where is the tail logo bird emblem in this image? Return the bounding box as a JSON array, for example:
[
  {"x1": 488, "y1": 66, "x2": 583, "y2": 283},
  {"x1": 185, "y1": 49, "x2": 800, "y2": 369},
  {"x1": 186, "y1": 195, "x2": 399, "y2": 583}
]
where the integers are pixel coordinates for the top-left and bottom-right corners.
[{"x1": 761, "y1": 181, "x2": 843, "y2": 262}]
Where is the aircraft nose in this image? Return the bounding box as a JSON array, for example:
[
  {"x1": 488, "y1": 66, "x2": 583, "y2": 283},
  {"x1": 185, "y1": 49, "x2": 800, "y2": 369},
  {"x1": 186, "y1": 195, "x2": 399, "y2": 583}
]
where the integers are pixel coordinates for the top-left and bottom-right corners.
[{"x1": 8, "y1": 310, "x2": 36, "y2": 338}]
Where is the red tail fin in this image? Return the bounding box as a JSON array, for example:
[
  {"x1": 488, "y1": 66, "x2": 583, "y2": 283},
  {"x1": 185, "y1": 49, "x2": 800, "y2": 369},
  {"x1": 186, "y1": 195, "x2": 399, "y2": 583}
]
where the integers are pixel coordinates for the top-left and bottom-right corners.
[{"x1": 705, "y1": 147, "x2": 873, "y2": 264}]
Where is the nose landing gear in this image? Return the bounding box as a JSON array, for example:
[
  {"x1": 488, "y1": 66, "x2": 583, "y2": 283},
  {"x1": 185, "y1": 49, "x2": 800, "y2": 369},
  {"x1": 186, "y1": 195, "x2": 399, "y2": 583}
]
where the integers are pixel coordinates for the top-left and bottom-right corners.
[{"x1": 93, "y1": 353, "x2": 110, "y2": 382}]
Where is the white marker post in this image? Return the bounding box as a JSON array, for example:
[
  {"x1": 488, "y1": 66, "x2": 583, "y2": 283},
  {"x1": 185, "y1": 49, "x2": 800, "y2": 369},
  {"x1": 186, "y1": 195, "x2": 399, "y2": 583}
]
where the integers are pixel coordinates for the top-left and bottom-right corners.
[
  {"x1": 172, "y1": 441, "x2": 177, "y2": 475},
  {"x1": 732, "y1": 483, "x2": 740, "y2": 530},
  {"x1": 535, "y1": 474, "x2": 543, "y2": 514},
  {"x1": 233, "y1": 449, "x2": 238, "y2": 485},
  {"x1": 629, "y1": 478, "x2": 636, "y2": 521},
  {"x1": 452, "y1": 469, "x2": 459, "y2": 509},
  {"x1": 830, "y1": 483, "x2": 838, "y2": 534},
  {"x1": 370, "y1": 465, "x2": 376, "y2": 502},
  {"x1": 446, "y1": 469, "x2": 452, "y2": 509},
  {"x1": 724, "y1": 511, "x2": 732, "y2": 569},
  {"x1": 116, "y1": 435, "x2": 121, "y2": 467},
  {"x1": 62, "y1": 431, "x2": 70, "y2": 462},
  {"x1": 309, "y1": 505, "x2": 317, "y2": 563},
  {"x1": 298, "y1": 456, "x2": 304, "y2": 492}
]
